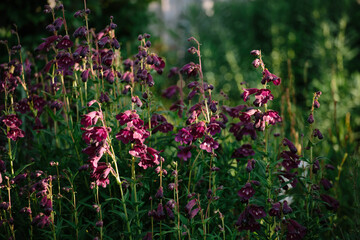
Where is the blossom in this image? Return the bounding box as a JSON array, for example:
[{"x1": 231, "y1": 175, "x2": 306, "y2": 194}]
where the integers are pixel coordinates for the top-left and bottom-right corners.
[
  {"x1": 175, "y1": 128, "x2": 193, "y2": 145},
  {"x1": 180, "y1": 62, "x2": 200, "y2": 77},
  {"x1": 320, "y1": 194, "x2": 339, "y2": 211},
  {"x1": 81, "y1": 111, "x2": 102, "y2": 128},
  {"x1": 232, "y1": 144, "x2": 255, "y2": 160},
  {"x1": 199, "y1": 136, "x2": 219, "y2": 153},
  {"x1": 262, "y1": 69, "x2": 281, "y2": 85},
  {"x1": 162, "y1": 85, "x2": 179, "y2": 99},
  {"x1": 286, "y1": 219, "x2": 307, "y2": 240},
  {"x1": 177, "y1": 146, "x2": 193, "y2": 161},
  {"x1": 236, "y1": 205, "x2": 263, "y2": 232},
  {"x1": 281, "y1": 151, "x2": 300, "y2": 171},
  {"x1": 190, "y1": 121, "x2": 206, "y2": 139},
  {"x1": 237, "y1": 182, "x2": 255, "y2": 202},
  {"x1": 90, "y1": 162, "x2": 112, "y2": 188},
  {"x1": 246, "y1": 159, "x2": 256, "y2": 172},
  {"x1": 283, "y1": 138, "x2": 298, "y2": 153},
  {"x1": 253, "y1": 89, "x2": 274, "y2": 107}
]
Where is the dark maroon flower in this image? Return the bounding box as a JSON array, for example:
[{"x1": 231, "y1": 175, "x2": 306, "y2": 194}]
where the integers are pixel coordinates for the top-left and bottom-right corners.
[
  {"x1": 200, "y1": 136, "x2": 219, "y2": 153},
  {"x1": 2, "y1": 114, "x2": 22, "y2": 128},
  {"x1": 177, "y1": 146, "x2": 193, "y2": 161},
  {"x1": 167, "y1": 67, "x2": 179, "y2": 78},
  {"x1": 162, "y1": 85, "x2": 179, "y2": 99},
  {"x1": 15, "y1": 98, "x2": 30, "y2": 113},
  {"x1": 286, "y1": 219, "x2": 306, "y2": 240},
  {"x1": 312, "y1": 160, "x2": 320, "y2": 174},
  {"x1": 56, "y1": 35, "x2": 73, "y2": 49},
  {"x1": 153, "y1": 203, "x2": 166, "y2": 221},
  {"x1": 91, "y1": 162, "x2": 112, "y2": 188},
  {"x1": 282, "y1": 201, "x2": 293, "y2": 214},
  {"x1": 325, "y1": 164, "x2": 335, "y2": 170},
  {"x1": 190, "y1": 121, "x2": 206, "y2": 139},
  {"x1": 7, "y1": 127, "x2": 25, "y2": 141},
  {"x1": 150, "y1": 55, "x2": 165, "y2": 74},
  {"x1": 232, "y1": 144, "x2": 255, "y2": 160},
  {"x1": 98, "y1": 36, "x2": 109, "y2": 48},
  {"x1": 248, "y1": 205, "x2": 266, "y2": 219},
  {"x1": 235, "y1": 206, "x2": 261, "y2": 232},
  {"x1": 320, "y1": 194, "x2": 339, "y2": 211},
  {"x1": 165, "y1": 205, "x2": 175, "y2": 220},
  {"x1": 246, "y1": 159, "x2": 256, "y2": 172},
  {"x1": 254, "y1": 110, "x2": 282, "y2": 131},
  {"x1": 242, "y1": 88, "x2": 258, "y2": 102},
  {"x1": 115, "y1": 128, "x2": 133, "y2": 144},
  {"x1": 73, "y1": 26, "x2": 87, "y2": 38},
  {"x1": 253, "y1": 89, "x2": 274, "y2": 107},
  {"x1": 207, "y1": 121, "x2": 221, "y2": 135},
  {"x1": 95, "y1": 220, "x2": 103, "y2": 227},
  {"x1": 262, "y1": 69, "x2": 281, "y2": 85},
  {"x1": 237, "y1": 182, "x2": 255, "y2": 202},
  {"x1": 229, "y1": 122, "x2": 257, "y2": 141},
  {"x1": 313, "y1": 128, "x2": 323, "y2": 139},
  {"x1": 53, "y1": 17, "x2": 63, "y2": 30},
  {"x1": 307, "y1": 114, "x2": 314, "y2": 124},
  {"x1": 32, "y1": 213, "x2": 51, "y2": 228},
  {"x1": 155, "y1": 186, "x2": 164, "y2": 199},
  {"x1": 82, "y1": 127, "x2": 108, "y2": 144},
  {"x1": 181, "y1": 62, "x2": 200, "y2": 77},
  {"x1": 281, "y1": 151, "x2": 300, "y2": 171},
  {"x1": 283, "y1": 138, "x2": 298, "y2": 153},
  {"x1": 99, "y1": 92, "x2": 110, "y2": 103},
  {"x1": 320, "y1": 178, "x2": 333, "y2": 191},
  {"x1": 269, "y1": 202, "x2": 281, "y2": 217},
  {"x1": 175, "y1": 128, "x2": 193, "y2": 145},
  {"x1": 81, "y1": 111, "x2": 102, "y2": 128},
  {"x1": 35, "y1": 35, "x2": 59, "y2": 52}
]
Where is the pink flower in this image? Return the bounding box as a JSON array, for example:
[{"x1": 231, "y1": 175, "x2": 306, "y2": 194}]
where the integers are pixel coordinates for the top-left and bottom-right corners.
[
  {"x1": 81, "y1": 111, "x2": 102, "y2": 128},
  {"x1": 262, "y1": 69, "x2": 281, "y2": 86},
  {"x1": 199, "y1": 136, "x2": 219, "y2": 153},
  {"x1": 91, "y1": 162, "x2": 112, "y2": 188},
  {"x1": 175, "y1": 128, "x2": 193, "y2": 145}
]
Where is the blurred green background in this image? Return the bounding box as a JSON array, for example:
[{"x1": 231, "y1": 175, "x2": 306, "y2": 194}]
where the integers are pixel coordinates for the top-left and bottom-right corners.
[{"x1": 1, "y1": 0, "x2": 359, "y2": 238}]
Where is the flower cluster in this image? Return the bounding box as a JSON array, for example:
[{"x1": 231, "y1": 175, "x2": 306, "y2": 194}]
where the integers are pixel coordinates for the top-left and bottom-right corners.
[
  {"x1": 2, "y1": 114, "x2": 25, "y2": 141},
  {"x1": 115, "y1": 110, "x2": 162, "y2": 169},
  {"x1": 81, "y1": 103, "x2": 113, "y2": 188}
]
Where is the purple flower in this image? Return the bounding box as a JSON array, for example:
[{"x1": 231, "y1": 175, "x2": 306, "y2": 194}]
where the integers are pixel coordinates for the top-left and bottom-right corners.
[
  {"x1": 283, "y1": 138, "x2": 298, "y2": 153},
  {"x1": 237, "y1": 182, "x2": 255, "y2": 202},
  {"x1": 282, "y1": 200, "x2": 293, "y2": 214},
  {"x1": 199, "y1": 136, "x2": 219, "y2": 153},
  {"x1": 248, "y1": 205, "x2": 266, "y2": 219},
  {"x1": 269, "y1": 202, "x2": 281, "y2": 217},
  {"x1": 56, "y1": 35, "x2": 73, "y2": 49},
  {"x1": 252, "y1": 58, "x2": 261, "y2": 68},
  {"x1": 235, "y1": 206, "x2": 261, "y2": 232},
  {"x1": 162, "y1": 85, "x2": 179, "y2": 99},
  {"x1": 177, "y1": 146, "x2": 193, "y2": 161},
  {"x1": 32, "y1": 213, "x2": 51, "y2": 228},
  {"x1": 180, "y1": 62, "x2": 200, "y2": 77},
  {"x1": 313, "y1": 128, "x2": 323, "y2": 139},
  {"x1": 286, "y1": 219, "x2": 306, "y2": 240},
  {"x1": 73, "y1": 26, "x2": 87, "y2": 38},
  {"x1": 307, "y1": 114, "x2": 314, "y2": 124},
  {"x1": 90, "y1": 162, "x2": 112, "y2": 188},
  {"x1": 250, "y1": 50, "x2": 260, "y2": 56},
  {"x1": 230, "y1": 122, "x2": 257, "y2": 141},
  {"x1": 155, "y1": 186, "x2": 164, "y2": 199},
  {"x1": 7, "y1": 127, "x2": 25, "y2": 141},
  {"x1": 246, "y1": 159, "x2": 256, "y2": 172},
  {"x1": 207, "y1": 118, "x2": 222, "y2": 135},
  {"x1": 2, "y1": 114, "x2": 22, "y2": 128},
  {"x1": 232, "y1": 144, "x2": 255, "y2": 160},
  {"x1": 242, "y1": 88, "x2": 258, "y2": 102},
  {"x1": 81, "y1": 111, "x2": 102, "y2": 128},
  {"x1": 153, "y1": 203, "x2": 166, "y2": 221},
  {"x1": 253, "y1": 89, "x2": 274, "y2": 107},
  {"x1": 115, "y1": 128, "x2": 133, "y2": 144},
  {"x1": 281, "y1": 151, "x2": 300, "y2": 171},
  {"x1": 320, "y1": 178, "x2": 333, "y2": 191},
  {"x1": 15, "y1": 98, "x2": 30, "y2": 113},
  {"x1": 320, "y1": 194, "x2": 339, "y2": 210},
  {"x1": 175, "y1": 128, "x2": 193, "y2": 145},
  {"x1": 190, "y1": 121, "x2": 206, "y2": 139},
  {"x1": 262, "y1": 69, "x2": 281, "y2": 86}
]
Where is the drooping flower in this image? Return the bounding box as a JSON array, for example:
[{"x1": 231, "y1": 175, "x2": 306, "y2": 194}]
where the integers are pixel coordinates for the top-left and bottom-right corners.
[
  {"x1": 177, "y1": 146, "x2": 193, "y2": 161},
  {"x1": 90, "y1": 162, "x2": 112, "y2": 188},
  {"x1": 237, "y1": 182, "x2": 255, "y2": 202},
  {"x1": 320, "y1": 194, "x2": 339, "y2": 211},
  {"x1": 199, "y1": 135, "x2": 219, "y2": 153},
  {"x1": 175, "y1": 128, "x2": 193, "y2": 145},
  {"x1": 286, "y1": 219, "x2": 307, "y2": 240},
  {"x1": 232, "y1": 144, "x2": 255, "y2": 160},
  {"x1": 262, "y1": 69, "x2": 281, "y2": 85},
  {"x1": 180, "y1": 62, "x2": 200, "y2": 77}
]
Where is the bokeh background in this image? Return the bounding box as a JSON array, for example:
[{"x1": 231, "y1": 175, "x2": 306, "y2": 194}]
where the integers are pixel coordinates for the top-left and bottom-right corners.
[{"x1": 1, "y1": 0, "x2": 359, "y2": 237}]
